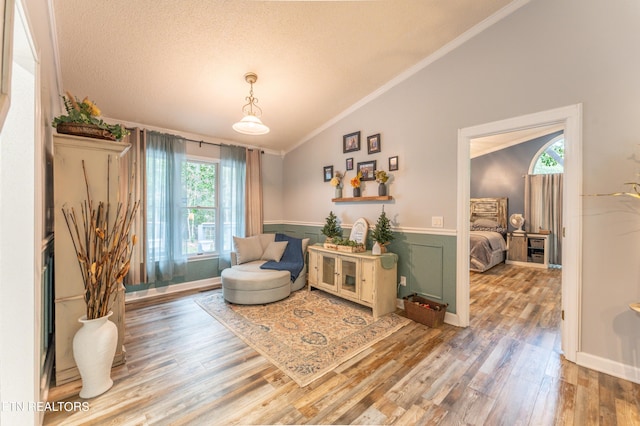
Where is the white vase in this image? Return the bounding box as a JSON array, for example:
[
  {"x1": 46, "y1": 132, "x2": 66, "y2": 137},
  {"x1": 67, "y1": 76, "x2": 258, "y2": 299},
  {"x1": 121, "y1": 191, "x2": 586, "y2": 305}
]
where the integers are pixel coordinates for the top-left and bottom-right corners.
[
  {"x1": 372, "y1": 242, "x2": 382, "y2": 255},
  {"x1": 73, "y1": 311, "x2": 118, "y2": 399}
]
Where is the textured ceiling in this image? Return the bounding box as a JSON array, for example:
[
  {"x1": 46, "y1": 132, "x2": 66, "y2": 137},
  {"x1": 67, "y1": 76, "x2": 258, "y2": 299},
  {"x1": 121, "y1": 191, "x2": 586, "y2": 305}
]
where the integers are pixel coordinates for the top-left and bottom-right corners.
[{"x1": 52, "y1": 0, "x2": 513, "y2": 153}]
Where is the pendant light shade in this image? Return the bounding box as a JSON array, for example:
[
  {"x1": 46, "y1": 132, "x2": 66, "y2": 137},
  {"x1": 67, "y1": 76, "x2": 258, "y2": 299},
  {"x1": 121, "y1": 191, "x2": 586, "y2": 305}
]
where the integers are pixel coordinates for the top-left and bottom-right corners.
[{"x1": 232, "y1": 72, "x2": 270, "y2": 135}]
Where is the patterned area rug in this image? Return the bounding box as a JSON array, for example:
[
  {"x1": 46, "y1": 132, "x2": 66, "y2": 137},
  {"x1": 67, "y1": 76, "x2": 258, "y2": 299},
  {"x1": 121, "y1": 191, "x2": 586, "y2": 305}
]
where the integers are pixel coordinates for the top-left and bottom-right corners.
[{"x1": 196, "y1": 289, "x2": 410, "y2": 387}]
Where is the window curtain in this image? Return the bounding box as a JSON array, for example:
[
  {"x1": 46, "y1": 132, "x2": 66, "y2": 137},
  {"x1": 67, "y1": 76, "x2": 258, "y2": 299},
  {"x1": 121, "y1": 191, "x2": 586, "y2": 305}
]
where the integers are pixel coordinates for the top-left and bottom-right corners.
[
  {"x1": 245, "y1": 148, "x2": 263, "y2": 236},
  {"x1": 119, "y1": 128, "x2": 145, "y2": 284},
  {"x1": 525, "y1": 173, "x2": 563, "y2": 265},
  {"x1": 145, "y1": 131, "x2": 187, "y2": 282},
  {"x1": 220, "y1": 145, "x2": 246, "y2": 267}
]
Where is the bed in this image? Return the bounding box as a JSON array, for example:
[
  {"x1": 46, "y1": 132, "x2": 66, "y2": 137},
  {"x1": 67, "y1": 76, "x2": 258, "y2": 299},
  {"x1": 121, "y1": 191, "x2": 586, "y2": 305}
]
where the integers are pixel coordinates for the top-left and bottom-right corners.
[{"x1": 469, "y1": 197, "x2": 508, "y2": 272}]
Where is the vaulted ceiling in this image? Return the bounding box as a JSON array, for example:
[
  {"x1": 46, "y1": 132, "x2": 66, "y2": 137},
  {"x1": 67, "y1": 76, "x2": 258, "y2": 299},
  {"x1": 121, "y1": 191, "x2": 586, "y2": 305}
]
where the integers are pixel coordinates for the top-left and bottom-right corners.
[{"x1": 51, "y1": 0, "x2": 514, "y2": 153}]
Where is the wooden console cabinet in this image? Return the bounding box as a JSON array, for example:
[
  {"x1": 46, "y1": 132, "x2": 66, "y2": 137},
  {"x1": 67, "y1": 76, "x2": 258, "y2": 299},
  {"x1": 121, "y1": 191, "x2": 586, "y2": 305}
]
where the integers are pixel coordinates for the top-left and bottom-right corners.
[
  {"x1": 307, "y1": 245, "x2": 398, "y2": 319},
  {"x1": 506, "y1": 233, "x2": 549, "y2": 269},
  {"x1": 54, "y1": 134, "x2": 130, "y2": 384}
]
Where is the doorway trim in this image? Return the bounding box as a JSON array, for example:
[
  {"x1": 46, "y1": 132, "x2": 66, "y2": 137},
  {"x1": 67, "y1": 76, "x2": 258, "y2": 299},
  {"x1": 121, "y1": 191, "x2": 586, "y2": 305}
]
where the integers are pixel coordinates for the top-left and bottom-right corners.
[{"x1": 456, "y1": 104, "x2": 582, "y2": 362}]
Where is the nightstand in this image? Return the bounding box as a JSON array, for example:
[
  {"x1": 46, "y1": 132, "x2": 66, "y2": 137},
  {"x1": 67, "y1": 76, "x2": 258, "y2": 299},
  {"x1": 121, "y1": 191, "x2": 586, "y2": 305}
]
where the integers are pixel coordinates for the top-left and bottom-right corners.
[{"x1": 506, "y1": 232, "x2": 549, "y2": 269}]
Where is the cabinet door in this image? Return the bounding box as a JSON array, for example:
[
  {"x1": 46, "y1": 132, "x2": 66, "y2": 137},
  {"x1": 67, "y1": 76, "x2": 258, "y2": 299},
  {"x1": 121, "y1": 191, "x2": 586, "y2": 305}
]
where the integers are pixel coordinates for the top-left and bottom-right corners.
[
  {"x1": 308, "y1": 250, "x2": 318, "y2": 285},
  {"x1": 508, "y1": 234, "x2": 527, "y2": 262},
  {"x1": 317, "y1": 253, "x2": 338, "y2": 291},
  {"x1": 360, "y1": 259, "x2": 375, "y2": 304},
  {"x1": 338, "y1": 257, "x2": 359, "y2": 299}
]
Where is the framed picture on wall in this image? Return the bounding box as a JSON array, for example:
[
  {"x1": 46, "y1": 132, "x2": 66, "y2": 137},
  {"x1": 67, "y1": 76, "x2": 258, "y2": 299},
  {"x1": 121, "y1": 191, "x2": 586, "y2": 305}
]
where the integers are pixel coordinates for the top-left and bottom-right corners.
[
  {"x1": 389, "y1": 156, "x2": 398, "y2": 171},
  {"x1": 346, "y1": 157, "x2": 353, "y2": 171},
  {"x1": 343, "y1": 131, "x2": 361, "y2": 153},
  {"x1": 357, "y1": 160, "x2": 376, "y2": 181},
  {"x1": 367, "y1": 134, "x2": 381, "y2": 154},
  {"x1": 323, "y1": 165, "x2": 334, "y2": 182}
]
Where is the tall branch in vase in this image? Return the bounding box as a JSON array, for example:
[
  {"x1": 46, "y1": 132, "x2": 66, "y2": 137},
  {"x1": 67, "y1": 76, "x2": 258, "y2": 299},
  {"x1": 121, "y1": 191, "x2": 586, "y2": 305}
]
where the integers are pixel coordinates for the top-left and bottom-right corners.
[{"x1": 61, "y1": 160, "x2": 140, "y2": 319}]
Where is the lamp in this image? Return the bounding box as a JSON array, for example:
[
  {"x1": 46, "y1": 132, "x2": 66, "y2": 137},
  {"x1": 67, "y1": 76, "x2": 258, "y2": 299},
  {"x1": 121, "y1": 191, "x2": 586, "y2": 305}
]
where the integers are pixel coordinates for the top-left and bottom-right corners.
[{"x1": 232, "y1": 72, "x2": 270, "y2": 135}]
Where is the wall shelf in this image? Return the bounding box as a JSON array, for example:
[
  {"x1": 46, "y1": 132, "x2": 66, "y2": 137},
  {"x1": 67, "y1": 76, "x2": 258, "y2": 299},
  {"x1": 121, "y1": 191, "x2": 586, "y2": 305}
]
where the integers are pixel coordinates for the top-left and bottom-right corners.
[{"x1": 332, "y1": 195, "x2": 393, "y2": 203}]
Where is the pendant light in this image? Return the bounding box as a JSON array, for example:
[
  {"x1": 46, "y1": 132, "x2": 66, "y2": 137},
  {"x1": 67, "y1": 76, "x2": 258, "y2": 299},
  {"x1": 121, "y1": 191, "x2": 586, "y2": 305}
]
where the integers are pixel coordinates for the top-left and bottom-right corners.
[{"x1": 232, "y1": 72, "x2": 270, "y2": 135}]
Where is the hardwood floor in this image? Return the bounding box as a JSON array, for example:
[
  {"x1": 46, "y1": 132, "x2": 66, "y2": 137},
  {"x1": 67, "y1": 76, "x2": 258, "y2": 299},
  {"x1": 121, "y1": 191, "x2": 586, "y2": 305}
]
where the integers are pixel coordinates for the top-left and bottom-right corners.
[{"x1": 44, "y1": 264, "x2": 640, "y2": 425}]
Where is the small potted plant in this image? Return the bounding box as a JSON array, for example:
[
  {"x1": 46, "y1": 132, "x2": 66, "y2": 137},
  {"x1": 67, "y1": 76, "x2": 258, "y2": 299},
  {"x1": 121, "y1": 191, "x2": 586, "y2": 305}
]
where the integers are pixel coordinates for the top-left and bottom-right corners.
[
  {"x1": 321, "y1": 211, "x2": 343, "y2": 247},
  {"x1": 350, "y1": 171, "x2": 363, "y2": 197},
  {"x1": 375, "y1": 170, "x2": 389, "y2": 196},
  {"x1": 52, "y1": 91, "x2": 130, "y2": 141},
  {"x1": 371, "y1": 207, "x2": 394, "y2": 255}
]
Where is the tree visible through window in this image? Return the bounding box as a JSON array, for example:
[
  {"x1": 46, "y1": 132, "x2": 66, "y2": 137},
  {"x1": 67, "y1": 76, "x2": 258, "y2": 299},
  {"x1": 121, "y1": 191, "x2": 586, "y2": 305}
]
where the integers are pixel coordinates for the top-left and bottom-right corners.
[
  {"x1": 532, "y1": 137, "x2": 564, "y2": 174},
  {"x1": 182, "y1": 160, "x2": 218, "y2": 256}
]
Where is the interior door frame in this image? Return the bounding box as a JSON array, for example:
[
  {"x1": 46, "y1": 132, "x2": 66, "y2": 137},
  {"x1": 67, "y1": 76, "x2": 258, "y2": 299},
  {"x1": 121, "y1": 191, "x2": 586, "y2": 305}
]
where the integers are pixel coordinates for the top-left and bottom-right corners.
[{"x1": 456, "y1": 104, "x2": 582, "y2": 363}]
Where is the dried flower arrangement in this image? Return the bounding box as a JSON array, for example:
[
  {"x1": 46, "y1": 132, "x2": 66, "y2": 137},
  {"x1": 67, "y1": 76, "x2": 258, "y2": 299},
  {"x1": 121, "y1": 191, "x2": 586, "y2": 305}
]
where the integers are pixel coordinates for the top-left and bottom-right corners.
[
  {"x1": 330, "y1": 171, "x2": 344, "y2": 188},
  {"x1": 52, "y1": 91, "x2": 130, "y2": 141},
  {"x1": 374, "y1": 170, "x2": 389, "y2": 184},
  {"x1": 62, "y1": 161, "x2": 139, "y2": 319},
  {"x1": 350, "y1": 171, "x2": 363, "y2": 188}
]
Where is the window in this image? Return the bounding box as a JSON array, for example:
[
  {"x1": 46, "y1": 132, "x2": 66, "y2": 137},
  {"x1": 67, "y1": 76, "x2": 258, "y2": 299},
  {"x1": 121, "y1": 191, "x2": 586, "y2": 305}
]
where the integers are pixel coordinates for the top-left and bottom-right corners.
[
  {"x1": 531, "y1": 135, "x2": 564, "y2": 174},
  {"x1": 182, "y1": 158, "x2": 219, "y2": 257}
]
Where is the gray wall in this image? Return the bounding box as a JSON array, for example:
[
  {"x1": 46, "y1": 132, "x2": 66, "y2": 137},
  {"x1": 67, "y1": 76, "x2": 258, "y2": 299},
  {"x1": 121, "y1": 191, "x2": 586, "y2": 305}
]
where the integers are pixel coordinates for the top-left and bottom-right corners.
[
  {"x1": 283, "y1": 0, "x2": 640, "y2": 370},
  {"x1": 470, "y1": 131, "x2": 562, "y2": 231}
]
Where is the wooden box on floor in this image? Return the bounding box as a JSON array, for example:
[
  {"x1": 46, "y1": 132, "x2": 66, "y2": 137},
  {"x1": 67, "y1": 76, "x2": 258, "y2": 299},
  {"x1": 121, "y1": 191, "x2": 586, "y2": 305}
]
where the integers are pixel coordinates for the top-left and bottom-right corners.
[{"x1": 403, "y1": 294, "x2": 447, "y2": 327}]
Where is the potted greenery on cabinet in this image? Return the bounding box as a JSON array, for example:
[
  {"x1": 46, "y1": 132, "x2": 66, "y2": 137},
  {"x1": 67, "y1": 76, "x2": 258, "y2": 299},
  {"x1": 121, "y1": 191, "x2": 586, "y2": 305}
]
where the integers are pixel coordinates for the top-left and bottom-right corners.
[
  {"x1": 321, "y1": 211, "x2": 343, "y2": 242},
  {"x1": 371, "y1": 208, "x2": 394, "y2": 255}
]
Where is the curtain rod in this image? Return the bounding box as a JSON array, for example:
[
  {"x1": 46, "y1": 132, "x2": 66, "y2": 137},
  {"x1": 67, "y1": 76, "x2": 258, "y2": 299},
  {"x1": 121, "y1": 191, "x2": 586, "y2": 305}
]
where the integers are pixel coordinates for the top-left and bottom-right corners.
[
  {"x1": 145, "y1": 130, "x2": 262, "y2": 152},
  {"x1": 184, "y1": 138, "x2": 262, "y2": 153}
]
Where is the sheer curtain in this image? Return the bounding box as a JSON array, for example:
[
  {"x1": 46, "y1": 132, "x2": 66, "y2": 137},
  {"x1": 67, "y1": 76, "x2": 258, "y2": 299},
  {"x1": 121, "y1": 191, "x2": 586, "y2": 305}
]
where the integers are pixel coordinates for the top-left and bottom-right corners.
[
  {"x1": 119, "y1": 128, "x2": 145, "y2": 284},
  {"x1": 220, "y1": 145, "x2": 246, "y2": 266},
  {"x1": 245, "y1": 148, "x2": 263, "y2": 236},
  {"x1": 525, "y1": 173, "x2": 563, "y2": 265},
  {"x1": 145, "y1": 131, "x2": 187, "y2": 282}
]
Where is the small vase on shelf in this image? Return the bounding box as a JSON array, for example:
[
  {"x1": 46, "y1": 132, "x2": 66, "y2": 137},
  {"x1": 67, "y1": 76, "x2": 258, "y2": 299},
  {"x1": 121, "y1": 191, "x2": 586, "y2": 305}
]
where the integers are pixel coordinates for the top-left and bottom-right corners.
[
  {"x1": 378, "y1": 183, "x2": 387, "y2": 196},
  {"x1": 353, "y1": 187, "x2": 361, "y2": 197},
  {"x1": 335, "y1": 186, "x2": 343, "y2": 199}
]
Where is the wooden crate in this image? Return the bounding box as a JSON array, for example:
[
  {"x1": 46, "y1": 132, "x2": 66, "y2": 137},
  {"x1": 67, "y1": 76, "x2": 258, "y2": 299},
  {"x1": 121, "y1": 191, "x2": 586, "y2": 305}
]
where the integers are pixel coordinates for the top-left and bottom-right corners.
[
  {"x1": 403, "y1": 294, "x2": 447, "y2": 327},
  {"x1": 336, "y1": 245, "x2": 365, "y2": 253}
]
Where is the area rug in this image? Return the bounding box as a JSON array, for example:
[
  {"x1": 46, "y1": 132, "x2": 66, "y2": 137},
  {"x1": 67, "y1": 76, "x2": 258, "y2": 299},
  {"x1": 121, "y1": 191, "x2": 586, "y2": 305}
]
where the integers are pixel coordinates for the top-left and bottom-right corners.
[{"x1": 196, "y1": 290, "x2": 410, "y2": 387}]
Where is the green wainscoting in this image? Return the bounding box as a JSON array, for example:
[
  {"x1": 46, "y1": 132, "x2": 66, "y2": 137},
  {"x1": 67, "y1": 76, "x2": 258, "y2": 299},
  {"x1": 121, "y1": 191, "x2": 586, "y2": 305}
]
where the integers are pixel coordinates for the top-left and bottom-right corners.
[
  {"x1": 125, "y1": 256, "x2": 221, "y2": 293},
  {"x1": 126, "y1": 225, "x2": 457, "y2": 313},
  {"x1": 264, "y1": 223, "x2": 457, "y2": 313}
]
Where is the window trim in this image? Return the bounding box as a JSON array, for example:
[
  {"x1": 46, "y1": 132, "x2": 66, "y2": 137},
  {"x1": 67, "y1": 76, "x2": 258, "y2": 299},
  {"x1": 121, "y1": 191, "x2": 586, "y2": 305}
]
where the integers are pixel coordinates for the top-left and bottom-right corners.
[
  {"x1": 528, "y1": 134, "x2": 564, "y2": 175},
  {"x1": 184, "y1": 155, "x2": 220, "y2": 260}
]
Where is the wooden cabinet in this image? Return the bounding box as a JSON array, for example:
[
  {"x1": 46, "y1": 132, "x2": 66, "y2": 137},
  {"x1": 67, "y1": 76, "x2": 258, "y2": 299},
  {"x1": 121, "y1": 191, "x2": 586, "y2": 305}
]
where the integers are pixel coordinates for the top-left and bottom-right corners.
[
  {"x1": 307, "y1": 246, "x2": 397, "y2": 319},
  {"x1": 54, "y1": 134, "x2": 131, "y2": 384},
  {"x1": 506, "y1": 233, "x2": 549, "y2": 269}
]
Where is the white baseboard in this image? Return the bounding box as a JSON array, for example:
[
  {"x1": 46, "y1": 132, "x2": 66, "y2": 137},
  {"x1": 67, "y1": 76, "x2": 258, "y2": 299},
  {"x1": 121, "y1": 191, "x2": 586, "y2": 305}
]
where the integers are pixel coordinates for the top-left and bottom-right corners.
[
  {"x1": 576, "y1": 351, "x2": 640, "y2": 385},
  {"x1": 444, "y1": 312, "x2": 461, "y2": 327},
  {"x1": 125, "y1": 277, "x2": 221, "y2": 302}
]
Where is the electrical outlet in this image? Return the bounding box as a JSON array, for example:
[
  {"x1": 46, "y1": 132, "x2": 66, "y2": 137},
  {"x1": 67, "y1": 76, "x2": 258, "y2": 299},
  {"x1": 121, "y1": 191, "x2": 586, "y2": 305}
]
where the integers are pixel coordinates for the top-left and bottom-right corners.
[
  {"x1": 432, "y1": 216, "x2": 443, "y2": 228},
  {"x1": 399, "y1": 276, "x2": 406, "y2": 286}
]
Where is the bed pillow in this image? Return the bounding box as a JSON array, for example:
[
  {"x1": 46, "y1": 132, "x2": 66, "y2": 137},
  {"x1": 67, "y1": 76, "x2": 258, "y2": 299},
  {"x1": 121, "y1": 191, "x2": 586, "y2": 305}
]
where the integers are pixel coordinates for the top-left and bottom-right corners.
[
  {"x1": 473, "y1": 218, "x2": 500, "y2": 228},
  {"x1": 233, "y1": 235, "x2": 264, "y2": 264},
  {"x1": 471, "y1": 220, "x2": 507, "y2": 237},
  {"x1": 261, "y1": 241, "x2": 289, "y2": 262}
]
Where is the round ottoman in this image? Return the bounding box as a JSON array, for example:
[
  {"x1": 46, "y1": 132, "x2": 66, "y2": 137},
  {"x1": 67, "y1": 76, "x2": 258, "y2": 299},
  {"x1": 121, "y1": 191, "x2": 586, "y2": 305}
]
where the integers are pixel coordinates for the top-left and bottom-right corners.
[{"x1": 221, "y1": 268, "x2": 291, "y2": 304}]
